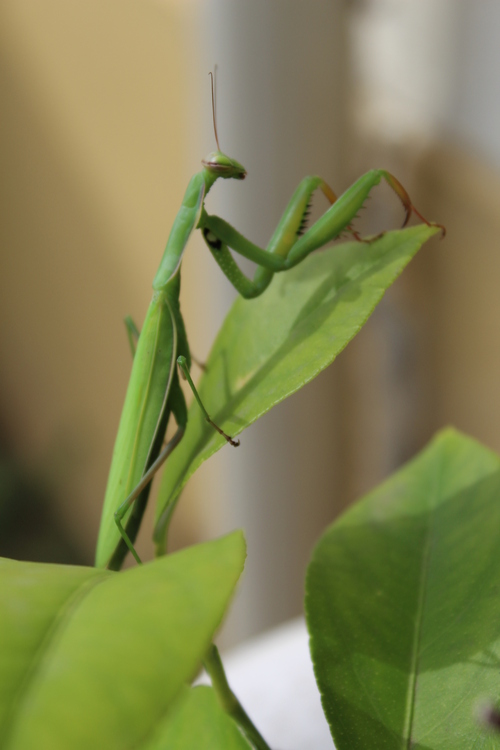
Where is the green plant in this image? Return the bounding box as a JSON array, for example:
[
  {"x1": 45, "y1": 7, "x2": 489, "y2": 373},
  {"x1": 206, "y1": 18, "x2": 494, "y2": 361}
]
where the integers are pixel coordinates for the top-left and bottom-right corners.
[
  {"x1": 6, "y1": 214, "x2": 498, "y2": 748},
  {"x1": 307, "y1": 427, "x2": 500, "y2": 749}
]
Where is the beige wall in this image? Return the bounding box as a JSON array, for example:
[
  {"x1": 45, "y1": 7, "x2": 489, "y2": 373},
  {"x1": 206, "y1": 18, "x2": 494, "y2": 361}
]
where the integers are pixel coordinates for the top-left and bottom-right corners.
[
  {"x1": 415, "y1": 145, "x2": 500, "y2": 454},
  {"x1": 0, "y1": 0, "x2": 207, "y2": 561},
  {"x1": 0, "y1": 0, "x2": 351, "y2": 642},
  {"x1": 2, "y1": 0, "x2": 500, "y2": 645}
]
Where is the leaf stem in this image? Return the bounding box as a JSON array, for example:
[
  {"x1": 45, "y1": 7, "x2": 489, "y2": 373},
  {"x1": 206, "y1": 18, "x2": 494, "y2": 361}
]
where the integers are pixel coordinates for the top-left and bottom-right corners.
[{"x1": 203, "y1": 643, "x2": 272, "y2": 750}]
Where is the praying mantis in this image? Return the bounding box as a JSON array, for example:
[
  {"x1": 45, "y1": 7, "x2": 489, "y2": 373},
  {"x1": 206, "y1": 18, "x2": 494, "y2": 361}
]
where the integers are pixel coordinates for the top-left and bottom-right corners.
[{"x1": 95, "y1": 76, "x2": 442, "y2": 571}]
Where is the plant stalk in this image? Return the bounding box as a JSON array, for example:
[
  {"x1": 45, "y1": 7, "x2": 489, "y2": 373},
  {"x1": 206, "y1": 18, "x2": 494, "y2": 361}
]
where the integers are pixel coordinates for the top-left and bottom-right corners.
[{"x1": 203, "y1": 643, "x2": 272, "y2": 750}]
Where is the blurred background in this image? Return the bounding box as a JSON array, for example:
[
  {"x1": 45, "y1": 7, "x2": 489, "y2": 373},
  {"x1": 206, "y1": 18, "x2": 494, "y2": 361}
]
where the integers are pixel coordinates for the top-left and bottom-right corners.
[{"x1": 1, "y1": 0, "x2": 499, "y2": 646}]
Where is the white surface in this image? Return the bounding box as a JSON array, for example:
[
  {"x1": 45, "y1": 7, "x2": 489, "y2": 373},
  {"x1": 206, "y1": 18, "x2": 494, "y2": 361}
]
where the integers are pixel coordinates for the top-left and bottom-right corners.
[{"x1": 200, "y1": 617, "x2": 335, "y2": 750}]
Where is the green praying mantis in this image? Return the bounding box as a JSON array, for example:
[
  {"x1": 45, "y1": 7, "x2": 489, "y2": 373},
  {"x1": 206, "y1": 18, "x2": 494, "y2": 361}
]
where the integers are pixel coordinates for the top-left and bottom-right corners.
[{"x1": 95, "y1": 75, "x2": 443, "y2": 571}]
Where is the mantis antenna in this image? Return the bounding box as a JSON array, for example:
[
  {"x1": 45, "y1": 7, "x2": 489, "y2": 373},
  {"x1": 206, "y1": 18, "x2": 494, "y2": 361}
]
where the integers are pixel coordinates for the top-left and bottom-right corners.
[{"x1": 209, "y1": 68, "x2": 221, "y2": 152}]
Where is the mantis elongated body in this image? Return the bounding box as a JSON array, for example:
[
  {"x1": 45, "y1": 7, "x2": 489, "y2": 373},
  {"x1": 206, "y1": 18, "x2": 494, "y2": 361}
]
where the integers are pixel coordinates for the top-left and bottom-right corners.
[{"x1": 95, "y1": 107, "x2": 442, "y2": 571}]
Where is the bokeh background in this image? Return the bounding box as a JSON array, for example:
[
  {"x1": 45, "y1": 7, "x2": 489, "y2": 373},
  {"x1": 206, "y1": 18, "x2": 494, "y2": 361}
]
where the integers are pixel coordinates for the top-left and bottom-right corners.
[{"x1": 1, "y1": 0, "x2": 499, "y2": 645}]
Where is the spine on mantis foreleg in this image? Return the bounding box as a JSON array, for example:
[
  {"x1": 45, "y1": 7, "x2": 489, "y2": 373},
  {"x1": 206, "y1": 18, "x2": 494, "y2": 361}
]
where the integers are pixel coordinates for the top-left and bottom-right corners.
[{"x1": 285, "y1": 171, "x2": 385, "y2": 267}]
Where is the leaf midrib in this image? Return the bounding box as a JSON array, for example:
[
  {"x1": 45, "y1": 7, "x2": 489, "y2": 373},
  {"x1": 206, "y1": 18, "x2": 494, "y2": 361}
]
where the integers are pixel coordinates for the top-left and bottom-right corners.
[{"x1": 401, "y1": 467, "x2": 440, "y2": 748}]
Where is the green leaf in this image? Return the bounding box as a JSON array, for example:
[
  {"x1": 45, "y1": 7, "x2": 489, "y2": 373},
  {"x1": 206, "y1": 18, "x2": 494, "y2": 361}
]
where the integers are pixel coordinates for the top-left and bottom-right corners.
[
  {"x1": 306, "y1": 428, "x2": 500, "y2": 749},
  {"x1": 0, "y1": 532, "x2": 246, "y2": 750},
  {"x1": 155, "y1": 225, "x2": 438, "y2": 543},
  {"x1": 143, "y1": 686, "x2": 252, "y2": 749}
]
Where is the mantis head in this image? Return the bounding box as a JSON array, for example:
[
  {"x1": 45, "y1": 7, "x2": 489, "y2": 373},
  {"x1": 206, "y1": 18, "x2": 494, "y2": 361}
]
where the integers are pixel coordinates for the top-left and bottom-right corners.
[
  {"x1": 204, "y1": 71, "x2": 246, "y2": 181},
  {"x1": 202, "y1": 151, "x2": 247, "y2": 180}
]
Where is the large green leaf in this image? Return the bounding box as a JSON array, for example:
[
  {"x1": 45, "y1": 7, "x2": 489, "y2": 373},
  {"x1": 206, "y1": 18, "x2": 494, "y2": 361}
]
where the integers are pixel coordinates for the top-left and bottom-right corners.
[
  {"x1": 155, "y1": 225, "x2": 438, "y2": 544},
  {"x1": 0, "y1": 532, "x2": 245, "y2": 750},
  {"x1": 143, "y1": 686, "x2": 252, "y2": 749},
  {"x1": 306, "y1": 428, "x2": 500, "y2": 749}
]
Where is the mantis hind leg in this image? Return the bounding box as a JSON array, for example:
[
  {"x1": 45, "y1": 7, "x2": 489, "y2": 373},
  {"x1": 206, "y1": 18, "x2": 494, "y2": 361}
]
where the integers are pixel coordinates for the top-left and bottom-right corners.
[{"x1": 110, "y1": 373, "x2": 188, "y2": 569}]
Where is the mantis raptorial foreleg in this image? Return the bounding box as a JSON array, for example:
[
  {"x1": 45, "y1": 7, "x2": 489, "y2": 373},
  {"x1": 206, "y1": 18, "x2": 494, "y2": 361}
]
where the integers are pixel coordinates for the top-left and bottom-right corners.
[{"x1": 201, "y1": 170, "x2": 444, "y2": 299}]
